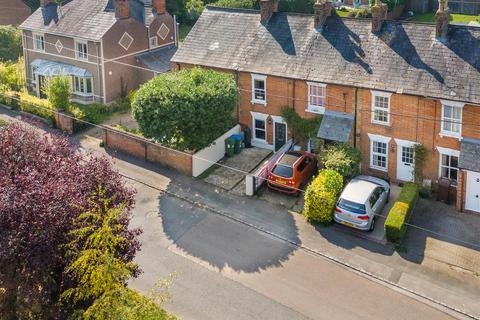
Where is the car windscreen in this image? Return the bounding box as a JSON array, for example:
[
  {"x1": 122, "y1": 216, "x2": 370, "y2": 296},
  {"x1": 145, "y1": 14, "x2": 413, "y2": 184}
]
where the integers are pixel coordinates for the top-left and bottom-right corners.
[
  {"x1": 337, "y1": 198, "x2": 366, "y2": 214},
  {"x1": 272, "y1": 165, "x2": 293, "y2": 178}
]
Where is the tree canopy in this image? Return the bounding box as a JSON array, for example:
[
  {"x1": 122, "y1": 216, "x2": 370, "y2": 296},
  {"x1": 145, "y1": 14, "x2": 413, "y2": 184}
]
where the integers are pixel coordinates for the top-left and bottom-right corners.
[
  {"x1": 0, "y1": 26, "x2": 22, "y2": 62},
  {"x1": 0, "y1": 123, "x2": 139, "y2": 319},
  {"x1": 132, "y1": 67, "x2": 238, "y2": 151}
]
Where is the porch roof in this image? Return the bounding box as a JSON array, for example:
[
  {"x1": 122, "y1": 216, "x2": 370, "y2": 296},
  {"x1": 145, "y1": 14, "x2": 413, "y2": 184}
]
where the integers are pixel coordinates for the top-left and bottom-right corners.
[
  {"x1": 459, "y1": 138, "x2": 480, "y2": 172},
  {"x1": 316, "y1": 110, "x2": 354, "y2": 143},
  {"x1": 31, "y1": 59, "x2": 93, "y2": 78}
]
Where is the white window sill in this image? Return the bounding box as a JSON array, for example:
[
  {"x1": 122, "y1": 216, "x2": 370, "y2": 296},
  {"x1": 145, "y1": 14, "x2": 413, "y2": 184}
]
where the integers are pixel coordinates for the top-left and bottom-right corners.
[
  {"x1": 371, "y1": 120, "x2": 390, "y2": 126},
  {"x1": 76, "y1": 57, "x2": 88, "y2": 61},
  {"x1": 439, "y1": 132, "x2": 462, "y2": 140},
  {"x1": 251, "y1": 100, "x2": 266, "y2": 106},
  {"x1": 370, "y1": 165, "x2": 388, "y2": 172},
  {"x1": 305, "y1": 107, "x2": 325, "y2": 115}
]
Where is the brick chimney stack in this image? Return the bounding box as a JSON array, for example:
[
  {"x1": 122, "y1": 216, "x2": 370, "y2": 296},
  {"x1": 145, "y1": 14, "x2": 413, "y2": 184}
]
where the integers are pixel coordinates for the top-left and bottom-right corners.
[
  {"x1": 260, "y1": 0, "x2": 278, "y2": 23},
  {"x1": 436, "y1": 0, "x2": 451, "y2": 39},
  {"x1": 371, "y1": 0, "x2": 387, "y2": 33},
  {"x1": 115, "y1": 0, "x2": 130, "y2": 20},
  {"x1": 313, "y1": 0, "x2": 332, "y2": 30},
  {"x1": 153, "y1": 0, "x2": 166, "y2": 15}
]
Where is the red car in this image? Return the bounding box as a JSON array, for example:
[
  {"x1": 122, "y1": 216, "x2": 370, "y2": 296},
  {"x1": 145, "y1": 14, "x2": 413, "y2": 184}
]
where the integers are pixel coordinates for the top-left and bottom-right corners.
[{"x1": 267, "y1": 151, "x2": 318, "y2": 195}]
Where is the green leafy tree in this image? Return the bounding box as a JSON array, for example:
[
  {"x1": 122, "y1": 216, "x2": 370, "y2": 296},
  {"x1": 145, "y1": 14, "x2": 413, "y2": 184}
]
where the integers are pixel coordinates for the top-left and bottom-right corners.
[
  {"x1": 63, "y1": 187, "x2": 173, "y2": 319},
  {"x1": 132, "y1": 67, "x2": 238, "y2": 151},
  {"x1": 0, "y1": 57, "x2": 24, "y2": 92},
  {"x1": 0, "y1": 26, "x2": 22, "y2": 62},
  {"x1": 321, "y1": 143, "x2": 362, "y2": 179},
  {"x1": 186, "y1": 0, "x2": 205, "y2": 21},
  {"x1": 43, "y1": 75, "x2": 72, "y2": 111}
]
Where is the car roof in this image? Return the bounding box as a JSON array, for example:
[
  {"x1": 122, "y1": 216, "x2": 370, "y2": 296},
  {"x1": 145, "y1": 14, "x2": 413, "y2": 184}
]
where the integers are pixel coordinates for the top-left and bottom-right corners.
[
  {"x1": 277, "y1": 152, "x2": 302, "y2": 167},
  {"x1": 340, "y1": 179, "x2": 378, "y2": 204}
]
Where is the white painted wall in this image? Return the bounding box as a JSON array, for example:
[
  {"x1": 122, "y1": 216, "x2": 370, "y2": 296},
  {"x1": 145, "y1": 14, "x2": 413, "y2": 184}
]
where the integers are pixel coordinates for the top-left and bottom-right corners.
[{"x1": 192, "y1": 125, "x2": 241, "y2": 178}]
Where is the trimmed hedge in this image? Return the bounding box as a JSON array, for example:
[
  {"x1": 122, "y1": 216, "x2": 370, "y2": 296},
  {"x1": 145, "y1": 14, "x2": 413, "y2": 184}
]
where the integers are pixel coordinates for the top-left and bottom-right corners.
[
  {"x1": 303, "y1": 169, "x2": 343, "y2": 224},
  {"x1": 18, "y1": 91, "x2": 55, "y2": 124},
  {"x1": 385, "y1": 182, "x2": 419, "y2": 242}
]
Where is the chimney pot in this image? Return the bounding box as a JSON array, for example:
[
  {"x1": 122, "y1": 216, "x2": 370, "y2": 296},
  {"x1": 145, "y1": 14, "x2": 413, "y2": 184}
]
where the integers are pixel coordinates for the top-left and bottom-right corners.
[
  {"x1": 314, "y1": 0, "x2": 332, "y2": 30},
  {"x1": 371, "y1": 0, "x2": 387, "y2": 33},
  {"x1": 115, "y1": 0, "x2": 130, "y2": 20},
  {"x1": 153, "y1": 0, "x2": 166, "y2": 15},
  {"x1": 436, "y1": 0, "x2": 451, "y2": 39},
  {"x1": 260, "y1": 0, "x2": 278, "y2": 23}
]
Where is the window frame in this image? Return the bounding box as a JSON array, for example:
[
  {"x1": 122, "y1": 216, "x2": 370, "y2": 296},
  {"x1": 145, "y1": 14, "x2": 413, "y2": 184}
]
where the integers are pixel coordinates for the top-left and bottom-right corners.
[
  {"x1": 251, "y1": 74, "x2": 267, "y2": 105},
  {"x1": 72, "y1": 76, "x2": 93, "y2": 97},
  {"x1": 306, "y1": 82, "x2": 326, "y2": 114},
  {"x1": 149, "y1": 36, "x2": 158, "y2": 49},
  {"x1": 33, "y1": 33, "x2": 45, "y2": 52},
  {"x1": 31, "y1": 65, "x2": 37, "y2": 84},
  {"x1": 368, "y1": 133, "x2": 391, "y2": 172},
  {"x1": 440, "y1": 100, "x2": 464, "y2": 139},
  {"x1": 371, "y1": 90, "x2": 392, "y2": 126},
  {"x1": 437, "y1": 146, "x2": 460, "y2": 185},
  {"x1": 75, "y1": 39, "x2": 88, "y2": 60}
]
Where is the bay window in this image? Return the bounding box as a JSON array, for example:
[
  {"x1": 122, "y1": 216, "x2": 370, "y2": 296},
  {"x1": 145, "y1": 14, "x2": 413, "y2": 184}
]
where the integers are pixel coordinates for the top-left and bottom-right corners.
[{"x1": 73, "y1": 76, "x2": 93, "y2": 96}]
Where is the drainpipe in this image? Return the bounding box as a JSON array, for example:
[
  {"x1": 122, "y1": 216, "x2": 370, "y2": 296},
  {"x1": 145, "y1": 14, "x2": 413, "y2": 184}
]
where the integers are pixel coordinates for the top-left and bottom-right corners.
[
  {"x1": 96, "y1": 43, "x2": 102, "y2": 103},
  {"x1": 235, "y1": 70, "x2": 240, "y2": 124},
  {"x1": 292, "y1": 79, "x2": 296, "y2": 111},
  {"x1": 354, "y1": 87, "x2": 359, "y2": 149}
]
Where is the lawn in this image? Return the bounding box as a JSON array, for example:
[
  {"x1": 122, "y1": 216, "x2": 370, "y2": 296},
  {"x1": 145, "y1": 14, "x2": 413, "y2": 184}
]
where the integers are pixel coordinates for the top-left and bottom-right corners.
[{"x1": 411, "y1": 12, "x2": 480, "y2": 24}]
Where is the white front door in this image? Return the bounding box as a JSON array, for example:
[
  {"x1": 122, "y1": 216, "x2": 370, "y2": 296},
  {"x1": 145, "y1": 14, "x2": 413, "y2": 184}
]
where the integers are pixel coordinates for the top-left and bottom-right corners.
[
  {"x1": 465, "y1": 171, "x2": 480, "y2": 213},
  {"x1": 395, "y1": 139, "x2": 415, "y2": 182}
]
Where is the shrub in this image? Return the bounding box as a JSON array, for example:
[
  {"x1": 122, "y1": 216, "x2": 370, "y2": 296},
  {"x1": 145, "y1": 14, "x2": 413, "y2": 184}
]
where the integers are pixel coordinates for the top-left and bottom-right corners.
[
  {"x1": 0, "y1": 118, "x2": 8, "y2": 126},
  {"x1": 211, "y1": 0, "x2": 257, "y2": 9},
  {"x1": 0, "y1": 58, "x2": 25, "y2": 91},
  {"x1": 0, "y1": 26, "x2": 22, "y2": 62},
  {"x1": 303, "y1": 169, "x2": 343, "y2": 224},
  {"x1": 322, "y1": 143, "x2": 362, "y2": 179},
  {"x1": 369, "y1": 0, "x2": 405, "y2": 11},
  {"x1": 132, "y1": 67, "x2": 238, "y2": 152},
  {"x1": 18, "y1": 90, "x2": 55, "y2": 123},
  {"x1": 44, "y1": 75, "x2": 72, "y2": 111},
  {"x1": 385, "y1": 182, "x2": 419, "y2": 242}
]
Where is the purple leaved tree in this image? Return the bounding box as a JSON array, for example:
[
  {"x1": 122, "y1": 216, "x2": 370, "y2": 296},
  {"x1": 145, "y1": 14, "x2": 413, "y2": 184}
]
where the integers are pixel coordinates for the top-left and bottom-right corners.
[{"x1": 0, "y1": 123, "x2": 140, "y2": 319}]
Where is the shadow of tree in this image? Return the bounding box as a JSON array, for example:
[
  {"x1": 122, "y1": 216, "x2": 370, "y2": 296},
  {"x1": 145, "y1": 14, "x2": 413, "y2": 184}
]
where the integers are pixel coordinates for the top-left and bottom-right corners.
[
  {"x1": 321, "y1": 17, "x2": 372, "y2": 74},
  {"x1": 379, "y1": 23, "x2": 445, "y2": 83},
  {"x1": 265, "y1": 13, "x2": 296, "y2": 56},
  {"x1": 445, "y1": 26, "x2": 480, "y2": 73},
  {"x1": 158, "y1": 184, "x2": 301, "y2": 273}
]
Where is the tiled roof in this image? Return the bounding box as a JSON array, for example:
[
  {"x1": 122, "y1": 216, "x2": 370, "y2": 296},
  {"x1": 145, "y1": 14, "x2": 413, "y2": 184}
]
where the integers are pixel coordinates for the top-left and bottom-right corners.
[
  {"x1": 317, "y1": 110, "x2": 354, "y2": 142},
  {"x1": 20, "y1": 0, "x2": 117, "y2": 41},
  {"x1": 459, "y1": 138, "x2": 480, "y2": 172},
  {"x1": 173, "y1": 7, "x2": 480, "y2": 105},
  {"x1": 136, "y1": 44, "x2": 177, "y2": 73}
]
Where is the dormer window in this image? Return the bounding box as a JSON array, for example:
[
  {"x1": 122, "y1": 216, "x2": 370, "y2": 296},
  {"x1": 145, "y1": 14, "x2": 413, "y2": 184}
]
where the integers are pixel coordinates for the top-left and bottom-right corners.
[
  {"x1": 75, "y1": 40, "x2": 88, "y2": 60},
  {"x1": 33, "y1": 33, "x2": 45, "y2": 52}
]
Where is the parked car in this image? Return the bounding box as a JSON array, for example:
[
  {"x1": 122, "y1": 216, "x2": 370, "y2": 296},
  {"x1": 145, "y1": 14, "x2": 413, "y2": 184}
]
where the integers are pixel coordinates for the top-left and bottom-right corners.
[
  {"x1": 268, "y1": 151, "x2": 317, "y2": 195},
  {"x1": 334, "y1": 175, "x2": 390, "y2": 232}
]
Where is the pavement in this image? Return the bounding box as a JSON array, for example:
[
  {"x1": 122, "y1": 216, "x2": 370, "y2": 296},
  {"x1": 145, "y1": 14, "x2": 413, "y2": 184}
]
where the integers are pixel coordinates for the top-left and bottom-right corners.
[
  {"x1": 1, "y1": 107, "x2": 480, "y2": 320},
  {"x1": 203, "y1": 147, "x2": 271, "y2": 190}
]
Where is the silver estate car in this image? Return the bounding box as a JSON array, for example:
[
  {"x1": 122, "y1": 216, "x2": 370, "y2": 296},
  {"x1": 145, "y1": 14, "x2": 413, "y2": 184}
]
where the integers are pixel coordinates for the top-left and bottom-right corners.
[{"x1": 334, "y1": 176, "x2": 390, "y2": 232}]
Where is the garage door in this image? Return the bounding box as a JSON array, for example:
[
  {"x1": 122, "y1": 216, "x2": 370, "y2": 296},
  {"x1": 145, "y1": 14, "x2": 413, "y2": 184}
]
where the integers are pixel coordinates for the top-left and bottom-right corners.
[{"x1": 465, "y1": 171, "x2": 480, "y2": 213}]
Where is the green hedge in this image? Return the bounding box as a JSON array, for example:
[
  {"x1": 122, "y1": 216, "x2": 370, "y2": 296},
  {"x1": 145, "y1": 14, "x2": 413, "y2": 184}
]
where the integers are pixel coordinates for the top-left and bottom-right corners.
[
  {"x1": 18, "y1": 91, "x2": 55, "y2": 124},
  {"x1": 303, "y1": 169, "x2": 343, "y2": 224},
  {"x1": 385, "y1": 182, "x2": 419, "y2": 242}
]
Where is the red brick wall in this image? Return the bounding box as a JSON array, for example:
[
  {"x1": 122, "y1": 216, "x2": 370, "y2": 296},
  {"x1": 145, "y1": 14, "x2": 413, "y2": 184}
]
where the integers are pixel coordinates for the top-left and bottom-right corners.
[{"x1": 102, "y1": 127, "x2": 192, "y2": 175}]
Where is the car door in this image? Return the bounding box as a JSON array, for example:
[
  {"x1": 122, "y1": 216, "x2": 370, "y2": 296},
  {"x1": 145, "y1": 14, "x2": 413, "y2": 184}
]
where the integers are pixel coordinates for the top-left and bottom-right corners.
[
  {"x1": 296, "y1": 157, "x2": 309, "y2": 184},
  {"x1": 368, "y1": 190, "x2": 379, "y2": 217},
  {"x1": 370, "y1": 187, "x2": 385, "y2": 214}
]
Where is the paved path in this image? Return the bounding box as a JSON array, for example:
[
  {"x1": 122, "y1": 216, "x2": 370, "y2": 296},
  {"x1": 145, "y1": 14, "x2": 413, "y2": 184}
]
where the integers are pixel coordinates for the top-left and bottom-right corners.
[{"x1": 1, "y1": 108, "x2": 478, "y2": 320}]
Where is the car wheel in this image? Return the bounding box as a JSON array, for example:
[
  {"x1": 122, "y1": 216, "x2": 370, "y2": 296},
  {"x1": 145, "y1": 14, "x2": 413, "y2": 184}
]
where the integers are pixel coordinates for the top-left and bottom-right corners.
[{"x1": 368, "y1": 217, "x2": 376, "y2": 232}]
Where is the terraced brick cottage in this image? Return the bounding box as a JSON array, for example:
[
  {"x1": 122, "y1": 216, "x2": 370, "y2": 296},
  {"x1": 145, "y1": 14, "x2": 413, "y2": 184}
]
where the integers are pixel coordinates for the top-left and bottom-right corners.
[
  {"x1": 172, "y1": 0, "x2": 480, "y2": 213},
  {"x1": 20, "y1": 0, "x2": 177, "y2": 104}
]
